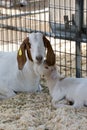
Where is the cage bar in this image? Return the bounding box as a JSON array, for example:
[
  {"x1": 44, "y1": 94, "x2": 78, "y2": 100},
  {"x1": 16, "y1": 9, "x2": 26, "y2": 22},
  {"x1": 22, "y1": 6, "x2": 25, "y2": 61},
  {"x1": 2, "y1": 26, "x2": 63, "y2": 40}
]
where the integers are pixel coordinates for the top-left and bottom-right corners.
[{"x1": 0, "y1": 0, "x2": 87, "y2": 77}]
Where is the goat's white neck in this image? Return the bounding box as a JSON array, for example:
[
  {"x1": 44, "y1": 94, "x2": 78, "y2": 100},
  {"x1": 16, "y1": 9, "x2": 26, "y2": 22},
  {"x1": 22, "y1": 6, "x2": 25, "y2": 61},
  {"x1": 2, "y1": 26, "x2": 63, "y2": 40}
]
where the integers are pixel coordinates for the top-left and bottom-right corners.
[
  {"x1": 19, "y1": 58, "x2": 37, "y2": 78},
  {"x1": 45, "y1": 70, "x2": 61, "y2": 95}
]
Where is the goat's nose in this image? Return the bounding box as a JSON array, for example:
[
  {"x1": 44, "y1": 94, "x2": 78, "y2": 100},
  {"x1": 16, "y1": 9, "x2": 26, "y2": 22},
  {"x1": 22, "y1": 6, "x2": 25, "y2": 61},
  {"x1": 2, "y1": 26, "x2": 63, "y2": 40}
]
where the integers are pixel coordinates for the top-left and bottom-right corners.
[{"x1": 36, "y1": 56, "x2": 43, "y2": 62}]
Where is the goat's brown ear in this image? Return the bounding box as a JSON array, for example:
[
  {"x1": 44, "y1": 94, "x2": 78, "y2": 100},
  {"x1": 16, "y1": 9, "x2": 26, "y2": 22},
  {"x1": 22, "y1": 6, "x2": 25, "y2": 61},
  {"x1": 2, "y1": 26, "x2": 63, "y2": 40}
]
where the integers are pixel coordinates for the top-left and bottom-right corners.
[
  {"x1": 17, "y1": 37, "x2": 33, "y2": 70},
  {"x1": 43, "y1": 36, "x2": 55, "y2": 66},
  {"x1": 25, "y1": 38, "x2": 33, "y2": 62}
]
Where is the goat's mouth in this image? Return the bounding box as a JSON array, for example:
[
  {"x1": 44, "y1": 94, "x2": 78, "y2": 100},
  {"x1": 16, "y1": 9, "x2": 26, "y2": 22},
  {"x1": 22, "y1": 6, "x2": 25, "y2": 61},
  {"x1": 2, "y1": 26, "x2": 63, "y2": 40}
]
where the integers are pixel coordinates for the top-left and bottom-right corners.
[{"x1": 36, "y1": 61, "x2": 43, "y2": 65}]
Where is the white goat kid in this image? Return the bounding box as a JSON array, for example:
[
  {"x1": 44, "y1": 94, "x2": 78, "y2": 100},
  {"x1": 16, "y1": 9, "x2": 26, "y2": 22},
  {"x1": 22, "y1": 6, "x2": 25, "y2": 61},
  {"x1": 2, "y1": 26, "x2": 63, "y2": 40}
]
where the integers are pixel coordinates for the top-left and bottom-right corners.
[
  {"x1": 37, "y1": 62, "x2": 87, "y2": 108},
  {"x1": 0, "y1": 32, "x2": 55, "y2": 99}
]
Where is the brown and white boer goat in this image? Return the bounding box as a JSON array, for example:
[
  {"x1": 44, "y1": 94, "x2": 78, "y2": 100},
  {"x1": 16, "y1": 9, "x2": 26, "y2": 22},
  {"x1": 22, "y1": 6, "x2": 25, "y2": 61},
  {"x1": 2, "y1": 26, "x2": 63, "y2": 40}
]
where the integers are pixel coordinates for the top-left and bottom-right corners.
[{"x1": 0, "y1": 32, "x2": 55, "y2": 99}]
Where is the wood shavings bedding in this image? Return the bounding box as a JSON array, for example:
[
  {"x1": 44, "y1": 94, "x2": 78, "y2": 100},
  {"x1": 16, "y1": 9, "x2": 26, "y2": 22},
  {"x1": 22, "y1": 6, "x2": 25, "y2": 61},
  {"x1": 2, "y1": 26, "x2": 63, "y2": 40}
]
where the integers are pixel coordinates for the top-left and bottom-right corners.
[{"x1": 0, "y1": 90, "x2": 87, "y2": 130}]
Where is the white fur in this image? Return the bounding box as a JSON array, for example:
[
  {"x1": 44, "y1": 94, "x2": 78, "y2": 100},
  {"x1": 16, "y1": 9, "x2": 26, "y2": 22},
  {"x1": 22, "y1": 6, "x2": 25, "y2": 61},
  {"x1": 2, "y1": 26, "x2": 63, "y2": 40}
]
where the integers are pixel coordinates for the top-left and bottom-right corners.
[
  {"x1": 37, "y1": 63, "x2": 87, "y2": 108},
  {"x1": 0, "y1": 32, "x2": 46, "y2": 99}
]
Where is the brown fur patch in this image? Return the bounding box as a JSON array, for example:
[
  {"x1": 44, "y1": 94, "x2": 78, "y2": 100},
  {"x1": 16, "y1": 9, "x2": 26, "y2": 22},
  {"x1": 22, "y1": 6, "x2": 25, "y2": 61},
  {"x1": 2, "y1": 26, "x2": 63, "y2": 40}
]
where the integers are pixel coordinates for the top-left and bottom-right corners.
[
  {"x1": 43, "y1": 36, "x2": 55, "y2": 66},
  {"x1": 17, "y1": 37, "x2": 33, "y2": 70}
]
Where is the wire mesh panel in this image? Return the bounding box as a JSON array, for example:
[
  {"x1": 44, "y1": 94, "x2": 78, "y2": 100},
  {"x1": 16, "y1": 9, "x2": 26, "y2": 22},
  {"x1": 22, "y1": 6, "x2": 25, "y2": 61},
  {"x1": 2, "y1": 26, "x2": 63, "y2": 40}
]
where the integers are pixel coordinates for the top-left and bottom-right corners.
[
  {"x1": 0, "y1": 0, "x2": 49, "y2": 51},
  {"x1": 49, "y1": 0, "x2": 87, "y2": 77},
  {"x1": 0, "y1": 0, "x2": 87, "y2": 77},
  {"x1": 49, "y1": 0, "x2": 76, "y2": 77}
]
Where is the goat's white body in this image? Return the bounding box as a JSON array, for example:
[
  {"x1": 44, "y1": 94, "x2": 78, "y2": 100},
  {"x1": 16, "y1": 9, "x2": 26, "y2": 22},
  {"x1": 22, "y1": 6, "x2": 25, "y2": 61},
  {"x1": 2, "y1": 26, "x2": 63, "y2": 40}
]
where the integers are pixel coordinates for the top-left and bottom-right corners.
[
  {"x1": 38, "y1": 64, "x2": 87, "y2": 108},
  {"x1": 51, "y1": 77, "x2": 87, "y2": 108},
  {"x1": 0, "y1": 33, "x2": 47, "y2": 99},
  {"x1": 0, "y1": 51, "x2": 40, "y2": 99}
]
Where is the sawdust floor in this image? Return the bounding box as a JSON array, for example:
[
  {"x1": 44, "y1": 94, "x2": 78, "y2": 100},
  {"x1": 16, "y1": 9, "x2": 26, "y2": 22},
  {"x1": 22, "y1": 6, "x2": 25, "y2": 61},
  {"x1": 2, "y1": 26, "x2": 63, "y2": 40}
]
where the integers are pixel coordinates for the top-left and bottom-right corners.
[{"x1": 0, "y1": 86, "x2": 87, "y2": 130}]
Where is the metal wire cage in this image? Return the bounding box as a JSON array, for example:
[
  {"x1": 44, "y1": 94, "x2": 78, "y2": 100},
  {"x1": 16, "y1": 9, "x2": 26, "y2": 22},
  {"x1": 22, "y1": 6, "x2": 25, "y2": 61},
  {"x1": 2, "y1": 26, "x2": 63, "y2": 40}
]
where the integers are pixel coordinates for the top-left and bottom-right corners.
[
  {"x1": 0, "y1": 0, "x2": 87, "y2": 77},
  {"x1": 0, "y1": 0, "x2": 49, "y2": 50},
  {"x1": 49, "y1": 0, "x2": 87, "y2": 77}
]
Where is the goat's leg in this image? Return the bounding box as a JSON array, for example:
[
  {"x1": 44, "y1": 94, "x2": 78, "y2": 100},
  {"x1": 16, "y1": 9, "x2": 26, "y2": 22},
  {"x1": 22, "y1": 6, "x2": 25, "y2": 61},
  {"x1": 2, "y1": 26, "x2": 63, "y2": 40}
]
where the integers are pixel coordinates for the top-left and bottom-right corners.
[
  {"x1": 53, "y1": 91, "x2": 65, "y2": 102},
  {"x1": 36, "y1": 84, "x2": 43, "y2": 92},
  {"x1": 52, "y1": 99, "x2": 73, "y2": 108},
  {"x1": 84, "y1": 101, "x2": 87, "y2": 107},
  {"x1": 52, "y1": 94, "x2": 65, "y2": 108},
  {"x1": 0, "y1": 86, "x2": 16, "y2": 99},
  {"x1": 0, "y1": 91, "x2": 16, "y2": 99},
  {"x1": 72, "y1": 101, "x2": 84, "y2": 108}
]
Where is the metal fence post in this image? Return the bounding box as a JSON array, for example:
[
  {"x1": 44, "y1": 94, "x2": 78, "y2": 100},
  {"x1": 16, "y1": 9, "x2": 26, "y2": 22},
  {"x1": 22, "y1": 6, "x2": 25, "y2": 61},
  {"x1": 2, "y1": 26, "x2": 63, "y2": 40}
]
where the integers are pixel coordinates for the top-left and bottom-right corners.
[{"x1": 75, "y1": 0, "x2": 84, "y2": 77}]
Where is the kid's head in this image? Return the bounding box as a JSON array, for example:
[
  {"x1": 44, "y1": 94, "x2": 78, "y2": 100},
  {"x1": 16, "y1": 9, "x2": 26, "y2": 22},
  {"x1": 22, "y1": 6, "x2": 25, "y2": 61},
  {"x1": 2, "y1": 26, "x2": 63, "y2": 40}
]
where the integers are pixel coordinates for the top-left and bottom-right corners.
[{"x1": 38, "y1": 60, "x2": 56, "y2": 78}]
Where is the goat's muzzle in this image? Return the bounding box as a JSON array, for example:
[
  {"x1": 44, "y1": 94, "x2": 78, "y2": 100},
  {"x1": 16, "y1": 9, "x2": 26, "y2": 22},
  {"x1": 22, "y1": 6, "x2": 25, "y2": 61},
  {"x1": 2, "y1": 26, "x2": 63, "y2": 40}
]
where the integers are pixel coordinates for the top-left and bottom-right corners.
[{"x1": 36, "y1": 55, "x2": 43, "y2": 64}]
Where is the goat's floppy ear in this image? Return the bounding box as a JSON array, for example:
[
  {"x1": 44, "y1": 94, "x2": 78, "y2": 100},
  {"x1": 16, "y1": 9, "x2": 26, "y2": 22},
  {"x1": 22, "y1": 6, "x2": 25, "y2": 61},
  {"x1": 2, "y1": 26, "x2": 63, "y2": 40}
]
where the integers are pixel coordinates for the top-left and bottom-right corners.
[
  {"x1": 17, "y1": 37, "x2": 32, "y2": 70},
  {"x1": 24, "y1": 37, "x2": 33, "y2": 62},
  {"x1": 43, "y1": 36, "x2": 55, "y2": 66}
]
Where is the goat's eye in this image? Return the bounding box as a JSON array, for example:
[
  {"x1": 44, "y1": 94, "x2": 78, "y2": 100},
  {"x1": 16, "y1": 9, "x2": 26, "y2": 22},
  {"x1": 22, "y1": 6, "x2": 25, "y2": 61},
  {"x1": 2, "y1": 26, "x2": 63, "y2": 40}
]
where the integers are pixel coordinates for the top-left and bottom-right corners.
[{"x1": 45, "y1": 66, "x2": 49, "y2": 69}]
